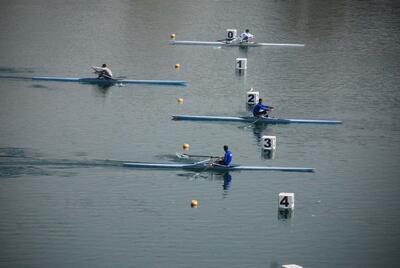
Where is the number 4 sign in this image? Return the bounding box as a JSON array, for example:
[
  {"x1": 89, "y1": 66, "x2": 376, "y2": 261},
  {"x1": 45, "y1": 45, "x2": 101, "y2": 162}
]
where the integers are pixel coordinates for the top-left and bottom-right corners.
[{"x1": 279, "y1": 192, "x2": 295, "y2": 209}]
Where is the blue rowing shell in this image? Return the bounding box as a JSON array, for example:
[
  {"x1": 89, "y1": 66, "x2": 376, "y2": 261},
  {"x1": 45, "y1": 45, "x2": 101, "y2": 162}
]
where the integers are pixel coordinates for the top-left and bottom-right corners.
[
  {"x1": 172, "y1": 115, "x2": 342, "y2": 124},
  {"x1": 123, "y1": 162, "x2": 315, "y2": 172},
  {"x1": 32, "y1": 76, "x2": 186, "y2": 86}
]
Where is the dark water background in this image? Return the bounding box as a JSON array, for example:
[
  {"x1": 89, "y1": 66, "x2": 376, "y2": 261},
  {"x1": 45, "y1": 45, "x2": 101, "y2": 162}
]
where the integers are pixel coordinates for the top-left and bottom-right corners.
[{"x1": 0, "y1": 1, "x2": 399, "y2": 267}]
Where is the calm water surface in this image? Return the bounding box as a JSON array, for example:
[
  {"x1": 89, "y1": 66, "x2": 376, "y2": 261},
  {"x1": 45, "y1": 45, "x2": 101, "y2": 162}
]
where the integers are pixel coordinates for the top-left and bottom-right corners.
[{"x1": 0, "y1": 1, "x2": 399, "y2": 267}]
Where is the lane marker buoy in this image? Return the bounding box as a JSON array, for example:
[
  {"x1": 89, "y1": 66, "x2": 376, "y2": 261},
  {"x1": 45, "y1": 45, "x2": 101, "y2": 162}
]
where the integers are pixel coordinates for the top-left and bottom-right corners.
[{"x1": 183, "y1": 143, "x2": 190, "y2": 151}]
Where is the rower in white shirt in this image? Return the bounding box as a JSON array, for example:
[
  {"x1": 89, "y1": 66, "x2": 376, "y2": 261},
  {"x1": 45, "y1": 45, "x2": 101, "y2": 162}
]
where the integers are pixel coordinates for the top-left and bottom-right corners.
[
  {"x1": 239, "y1": 29, "x2": 254, "y2": 43},
  {"x1": 92, "y1": 64, "x2": 113, "y2": 79}
]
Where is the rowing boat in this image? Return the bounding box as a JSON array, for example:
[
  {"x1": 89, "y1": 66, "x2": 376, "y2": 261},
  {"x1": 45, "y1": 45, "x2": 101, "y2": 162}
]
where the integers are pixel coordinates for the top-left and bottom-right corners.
[
  {"x1": 169, "y1": 40, "x2": 305, "y2": 47},
  {"x1": 32, "y1": 76, "x2": 187, "y2": 86},
  {"x1": 172, "y1": 115, "x2": 342, "y2": 124},
  {"x1": 123, "y1": 162, "x2": 314, "y2": 172}
]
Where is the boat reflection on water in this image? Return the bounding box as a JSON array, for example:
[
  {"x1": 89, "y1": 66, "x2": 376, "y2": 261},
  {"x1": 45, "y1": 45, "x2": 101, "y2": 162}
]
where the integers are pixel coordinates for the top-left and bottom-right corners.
[
  {"x1": 205, "y1": 172, "x2": 233, "y2": 197},
  {"x1": 216, "y1": 172, "x2": 233, "y2": 198},
  {"x1": 238, "y1": 46, "x2": 249, "y2": 56},
  {"x1": 92, "y1": 84, "x2": 112, "y2": 96},
  {"x1": 222, "y1": 172, "x2": 232, "y2": 189},
  {"x1": 252, "y1": 123, "x2": 268, "y2": 141},
  {"x1": 177, "y1": 171, "x2": 234, "y2": 196},
  {"x1": 221, "y1": 172, "x2": 232, "y2": 198}
]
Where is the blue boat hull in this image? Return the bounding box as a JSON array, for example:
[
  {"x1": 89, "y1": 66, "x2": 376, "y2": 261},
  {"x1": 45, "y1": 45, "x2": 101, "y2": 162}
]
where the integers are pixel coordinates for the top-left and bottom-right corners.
[
  {"x1": 172, "y1": 115, "x2": 342, "y2": 124},
  {"x1": 123, "y1": 162, "x2": 314, "y2": 172},
  {"x1": 32, "y1": 76, "x2": 186, "y2": 86}
]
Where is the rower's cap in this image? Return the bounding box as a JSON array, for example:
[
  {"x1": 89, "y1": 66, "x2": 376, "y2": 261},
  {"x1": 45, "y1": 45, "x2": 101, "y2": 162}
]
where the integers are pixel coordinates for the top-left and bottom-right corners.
[
  {"x1": 102, "y1": 63, "x2": 107, "y2": 67},
  {"x1": 224, "y1": 145, "x2": 228, "y2": 150},
  {"x1": 245, "y1": 29, "x2": 250, "y2": 32}
]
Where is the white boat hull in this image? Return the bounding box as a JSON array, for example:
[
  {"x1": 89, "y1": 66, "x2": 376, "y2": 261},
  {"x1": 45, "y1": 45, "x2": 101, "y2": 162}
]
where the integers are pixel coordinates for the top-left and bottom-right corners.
[{"x1": 169, "y1": 40, "x2": 305, "y2": 47}]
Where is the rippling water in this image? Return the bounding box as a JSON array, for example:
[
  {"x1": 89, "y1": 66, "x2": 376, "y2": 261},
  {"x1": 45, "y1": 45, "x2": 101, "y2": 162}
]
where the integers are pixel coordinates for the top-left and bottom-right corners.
[{"x1": 0, "y1": 1, "x2": 399, "y2": 267}]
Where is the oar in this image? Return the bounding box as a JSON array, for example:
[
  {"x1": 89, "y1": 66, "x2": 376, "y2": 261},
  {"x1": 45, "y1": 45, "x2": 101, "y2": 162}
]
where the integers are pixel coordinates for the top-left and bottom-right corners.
[
  {"x1": 176, "y1": 152, "x2": 219, "y2": 159},
  {"x1": 243, "y1": 107, "x2": 275, "y2": 128},
  {"x1": 216, "y1": 38, "x2": 238, "y2": 43},
  {"x1": 194, "y1": 158, "x2": 215, "y2": 175},
  {"x1": 194, "y1": 158, "x2": 213, "y2": 165},
  {"x1": 210, "y1": 162, "x2": 226, "y2": 168},
  {"x1": 242, "y1": 116, "x2": 263, "y2": 129},
  {"x1": 189, "y1": 158, "x2": 213, "y2": 178}
]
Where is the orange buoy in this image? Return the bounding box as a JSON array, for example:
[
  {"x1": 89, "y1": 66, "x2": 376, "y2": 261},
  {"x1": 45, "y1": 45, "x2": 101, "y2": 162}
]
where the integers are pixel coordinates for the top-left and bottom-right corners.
[{"x1": 191, "y1": 200, "x2": 198, "y2": 207}]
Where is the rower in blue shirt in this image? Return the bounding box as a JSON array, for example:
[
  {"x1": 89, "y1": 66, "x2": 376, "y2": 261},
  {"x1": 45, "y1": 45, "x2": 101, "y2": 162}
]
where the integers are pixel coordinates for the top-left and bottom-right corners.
[
  {"x1": 253, "y1": 98, "x2": 274, "y2": 117},
  {"x1": 214, "y1": 145, "x2": 233, "y2": 166}
]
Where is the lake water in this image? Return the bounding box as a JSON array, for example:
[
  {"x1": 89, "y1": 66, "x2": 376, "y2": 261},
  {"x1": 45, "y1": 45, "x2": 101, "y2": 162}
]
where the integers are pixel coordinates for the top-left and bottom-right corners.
[{"x1": 0, "y1": 1, "x2": 399, "y2": 267}]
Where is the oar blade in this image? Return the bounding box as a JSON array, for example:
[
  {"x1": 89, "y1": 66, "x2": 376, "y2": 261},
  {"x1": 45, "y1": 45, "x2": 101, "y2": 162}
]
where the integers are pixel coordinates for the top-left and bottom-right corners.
[
  {"x1": 176, "y1": 152, "x2": 190, "y2": 159},
  {"x1": 176, "y1": 153, "x2": 219, "y2": 159}
]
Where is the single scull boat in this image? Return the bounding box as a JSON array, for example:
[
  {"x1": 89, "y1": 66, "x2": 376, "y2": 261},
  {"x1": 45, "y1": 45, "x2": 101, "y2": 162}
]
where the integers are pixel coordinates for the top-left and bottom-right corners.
[
  {"x1": 172, "y1": 115, "x2": 342, "y2": 125},
  {"x1": 123, "y1": 161, "x2": 314, "y2": 172},
  {"x1": 32, "y1": 76, "x2": 187, "y2": 86},
  {"x1": 169, "y1": 40, "x2": 305, "y2": 47}
]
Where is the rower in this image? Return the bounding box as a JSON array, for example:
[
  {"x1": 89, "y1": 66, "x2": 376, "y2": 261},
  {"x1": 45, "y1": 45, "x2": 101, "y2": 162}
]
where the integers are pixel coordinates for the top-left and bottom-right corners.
[
  {"x1": 214, "y1": 145, "x2": 233, "y2": 166},
  {"x1": 92, "y1": 64, "x2": 113, "y2": 80},
  {"x1": 253, "y1": 98, "x2": 274, "y2": 117},
  {"x1": 239, "y1": 29, "x2": 254, "y2": 43}
]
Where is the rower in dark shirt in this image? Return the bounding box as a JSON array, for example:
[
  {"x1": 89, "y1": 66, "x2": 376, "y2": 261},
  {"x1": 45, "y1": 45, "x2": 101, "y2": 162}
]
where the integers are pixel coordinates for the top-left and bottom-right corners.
[{"x1": 252, "y1": 98, "x2": 274, "y2": 117}]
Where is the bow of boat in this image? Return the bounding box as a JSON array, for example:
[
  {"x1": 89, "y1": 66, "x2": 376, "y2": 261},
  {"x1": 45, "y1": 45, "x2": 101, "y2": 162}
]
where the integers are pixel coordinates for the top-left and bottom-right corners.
[
  {"x1": 287, "y1": 118, "x2": 343, "y2": 124},
  {"x1": 233, "y1": 166, "x2": 314, "y2": 172}
]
